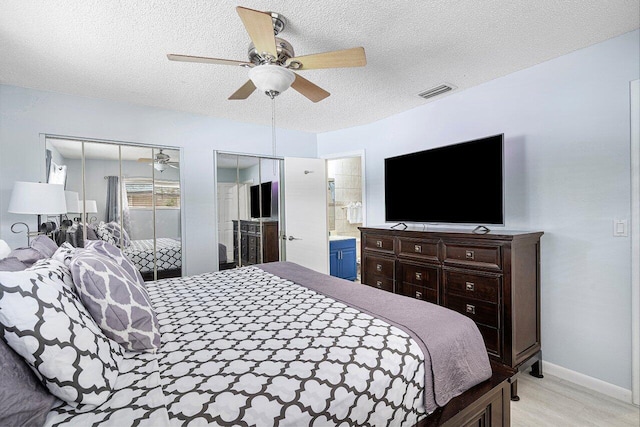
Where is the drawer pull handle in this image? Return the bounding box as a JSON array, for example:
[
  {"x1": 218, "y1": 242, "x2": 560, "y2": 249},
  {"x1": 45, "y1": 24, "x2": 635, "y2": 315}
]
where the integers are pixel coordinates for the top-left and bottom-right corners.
[
  {"x1": 415, "y1": 272, "x2": 423, "y2": 281},
  {"x1": 376, "y1": 240, "x2": 383, "y2": 248},
  {"x1": 415, "y1": 291, "x2": 422, "y2": 299},
  {"x1": 465, "y1": 250, "x2": 475, "y2": 260},
  {"x1": 376, "y1": 280, "x2": 382, "y2": 288},
  {"x1": 414, "y1": 245, "x2": 422, "y2": 253},
  {"x1": 466, "y1": 304, "x2": 476, "y2": 315},
  {"x1": 466, "y1": 282, "x2": 475, "y2": 291},
  {"x1": 376, "y1": 264, "x2": 382, "y2": 272}
]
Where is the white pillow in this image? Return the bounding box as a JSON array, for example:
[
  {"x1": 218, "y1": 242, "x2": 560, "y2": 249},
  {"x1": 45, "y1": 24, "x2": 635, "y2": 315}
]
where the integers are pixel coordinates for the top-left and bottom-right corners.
[
  {"x1": 0, "y1": 258, "x2": 122, "y2": 407},
  {"x1": 0, "y1": 240, "x2": 11, "y2": 259}
]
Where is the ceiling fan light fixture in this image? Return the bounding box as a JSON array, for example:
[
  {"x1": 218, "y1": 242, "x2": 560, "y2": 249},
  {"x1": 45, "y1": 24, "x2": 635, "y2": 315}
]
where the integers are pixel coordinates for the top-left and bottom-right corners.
[
  {"x1": 154, "y1": 162, "x2": 166, "y2": 173},
  {"x1": 248, "y1": 65, "x2": 295, "y2": 98}
]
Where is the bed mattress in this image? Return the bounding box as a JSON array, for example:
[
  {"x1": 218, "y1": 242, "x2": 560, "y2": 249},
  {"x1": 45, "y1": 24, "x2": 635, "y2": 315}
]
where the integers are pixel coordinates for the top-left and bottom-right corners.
[{"x1": 123, "y1": 237, "x2": 182, "y2": 274}]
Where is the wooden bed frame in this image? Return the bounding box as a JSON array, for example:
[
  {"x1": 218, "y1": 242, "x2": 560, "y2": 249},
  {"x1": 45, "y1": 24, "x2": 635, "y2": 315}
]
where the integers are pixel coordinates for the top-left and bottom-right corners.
[{"x1": 418, "y1": 363, "x2": 513, "y2": 427}]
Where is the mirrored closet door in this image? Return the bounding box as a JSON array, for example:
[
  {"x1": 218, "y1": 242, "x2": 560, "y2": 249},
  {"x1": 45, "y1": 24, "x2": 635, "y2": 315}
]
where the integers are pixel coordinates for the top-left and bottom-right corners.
[
  {"x1": 45, "y1": 136, "x2": 183, "y2": 281},
  {"x1": 215, "y1": 152, "x2": 284, "y2": 270}
]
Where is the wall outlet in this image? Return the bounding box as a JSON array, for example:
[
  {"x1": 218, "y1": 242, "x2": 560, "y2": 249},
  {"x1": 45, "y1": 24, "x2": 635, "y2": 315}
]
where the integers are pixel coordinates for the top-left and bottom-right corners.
[{"x1": 613, "y1": 219, "x2": 628, "y2": 237}]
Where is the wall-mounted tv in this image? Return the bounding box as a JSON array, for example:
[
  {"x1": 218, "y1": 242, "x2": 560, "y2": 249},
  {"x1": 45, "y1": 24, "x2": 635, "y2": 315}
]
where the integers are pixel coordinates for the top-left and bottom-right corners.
[
  {"x1": 250, "y1": 181, "x2": 273, "y2": 218},
  {"x1": 384, "y1": 134, "x2": 504, "y2": 225}
]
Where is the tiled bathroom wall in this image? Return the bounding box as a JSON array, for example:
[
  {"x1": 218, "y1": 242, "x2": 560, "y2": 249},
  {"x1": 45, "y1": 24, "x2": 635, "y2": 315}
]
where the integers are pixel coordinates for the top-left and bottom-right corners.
[{"x1": 327, "y1": 157, "x2": 363, "y2": 268}]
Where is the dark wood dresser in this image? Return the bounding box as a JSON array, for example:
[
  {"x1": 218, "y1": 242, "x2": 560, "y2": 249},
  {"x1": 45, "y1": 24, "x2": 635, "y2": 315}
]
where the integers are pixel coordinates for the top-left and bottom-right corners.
[
  {"x1": 233, "y1": 220, "x2": 279, "y2": 265},
  {"x1": 360, "y1": 226, "x2": 543, "y2": 399}
]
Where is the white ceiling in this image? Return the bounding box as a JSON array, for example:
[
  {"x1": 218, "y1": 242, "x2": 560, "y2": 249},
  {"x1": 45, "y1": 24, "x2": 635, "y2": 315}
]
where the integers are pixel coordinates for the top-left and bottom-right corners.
[{"x1": 1, "y1": 1, "x2": 638, "y2": 133}]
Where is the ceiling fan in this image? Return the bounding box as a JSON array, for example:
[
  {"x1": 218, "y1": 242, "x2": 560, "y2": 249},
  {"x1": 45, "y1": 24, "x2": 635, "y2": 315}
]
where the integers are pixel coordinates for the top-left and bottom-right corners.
[
  {"x1": 137, "y1": 149, "x2": 179, "y2": 172},
  {"x1": 167, "y1": 6, "x2": 366, "y2": 103}
]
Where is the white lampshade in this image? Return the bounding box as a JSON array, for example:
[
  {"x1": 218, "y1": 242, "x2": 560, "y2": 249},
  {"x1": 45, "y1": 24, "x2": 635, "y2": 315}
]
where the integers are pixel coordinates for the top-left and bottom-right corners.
[
  {"x1": 8, "y1": 181, "x2": 66, "y2": 215},
  {"x1": 64, "y1": 191, "x2": 80, "y2": 213},
  {"x1": 78, "y1": 200, "x2": 98, "y2": 214},
  {"x1": 248, "y1": 64, "x2": 295, "y2": 96}
]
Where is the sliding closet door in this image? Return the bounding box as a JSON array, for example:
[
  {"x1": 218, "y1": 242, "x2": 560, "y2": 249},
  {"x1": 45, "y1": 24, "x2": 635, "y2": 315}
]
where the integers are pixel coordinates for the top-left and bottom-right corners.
[
  {"x1": 215, "y1": 152, "x2": 284, "y2": 270},
  {"x1": 45, "y1": 136, "x2": 184, "y2": 281}
]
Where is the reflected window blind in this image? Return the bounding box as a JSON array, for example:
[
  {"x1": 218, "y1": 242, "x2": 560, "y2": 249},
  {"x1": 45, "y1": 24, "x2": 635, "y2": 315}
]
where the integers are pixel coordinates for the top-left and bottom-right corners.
[{"x1": 125, "y1": 178, "x2": 180, "y2": 208}]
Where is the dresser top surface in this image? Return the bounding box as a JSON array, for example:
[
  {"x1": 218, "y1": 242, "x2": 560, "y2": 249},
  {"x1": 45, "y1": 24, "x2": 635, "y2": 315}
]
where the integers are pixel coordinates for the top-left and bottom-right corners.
[{"x1": 359, "y1": 225, "x2": 543, "y2": 240}]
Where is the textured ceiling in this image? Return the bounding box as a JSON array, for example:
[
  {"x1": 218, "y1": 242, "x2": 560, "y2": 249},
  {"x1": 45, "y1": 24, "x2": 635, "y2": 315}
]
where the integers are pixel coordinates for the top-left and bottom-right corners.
[{"x1": 1, "y1": 1, "x2": 638, "y2": 133}]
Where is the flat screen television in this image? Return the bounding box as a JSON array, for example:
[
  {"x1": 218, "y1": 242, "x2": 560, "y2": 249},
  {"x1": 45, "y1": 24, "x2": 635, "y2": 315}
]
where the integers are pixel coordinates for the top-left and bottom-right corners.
[
  {"x1": 384, "y1": 134, "x2": 504, "y2": 225},
  {"x1": 250, "y1": 181, "x2": 273, "y2": 218}
]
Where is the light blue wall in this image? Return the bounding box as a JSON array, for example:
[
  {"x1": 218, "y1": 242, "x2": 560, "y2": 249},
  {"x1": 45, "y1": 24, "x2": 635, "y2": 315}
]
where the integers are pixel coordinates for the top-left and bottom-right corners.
[
  {"x1": 0, "y1": 85, "x2": 317, "y2": 274},
  {"x1": 318, "y1": 30, "x2": 640, "y2": 391}
]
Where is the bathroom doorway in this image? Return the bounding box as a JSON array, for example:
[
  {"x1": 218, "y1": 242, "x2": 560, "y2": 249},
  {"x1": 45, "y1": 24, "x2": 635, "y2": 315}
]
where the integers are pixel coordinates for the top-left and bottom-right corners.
[{"x1": 323, "y1": 151, "x2": 366, "y2": 282}]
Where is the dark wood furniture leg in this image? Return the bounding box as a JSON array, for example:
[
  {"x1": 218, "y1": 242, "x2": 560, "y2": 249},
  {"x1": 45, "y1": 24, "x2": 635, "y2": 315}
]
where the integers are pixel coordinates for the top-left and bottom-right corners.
[
  {"x1": 530, "y1": 360, "x2": 544, "y2": 378},
  {"x1": 509, "y1": 378, "x2": 519, "y2": 401}
]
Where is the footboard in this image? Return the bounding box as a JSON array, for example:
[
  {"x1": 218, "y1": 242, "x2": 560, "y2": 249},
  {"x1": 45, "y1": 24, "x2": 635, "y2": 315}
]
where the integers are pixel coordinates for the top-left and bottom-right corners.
[{"x1": 419, "y1": 364, "x2": 511, "y2": 427}]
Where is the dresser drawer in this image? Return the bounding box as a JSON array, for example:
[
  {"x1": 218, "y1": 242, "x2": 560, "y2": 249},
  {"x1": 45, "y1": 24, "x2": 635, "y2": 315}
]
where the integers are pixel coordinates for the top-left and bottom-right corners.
[
  {"x1": 398, "y1": 283, "x2": 437, "y2": 304},
  {"x1": 399, "y1": 263, "x2": 438, "y2": 289},
  {"x1": 364, "y1": 234, "x2": 395, "y2": 254},
  {"x1": 397, "y1": 237, "x2": 439, "y2": 262},
  {"x1": 476, "y1": 324, "x2": 501, "y2": 358},
  {"x1": 443, "y1": 243, "x2": 502, "y2": 271},
  {"x1": 363, "y1": 255, "x2": 395, "y2": 279},
  {"x1": 444, "y1": 270, "x2": 500, "y2": 304},
  {"x1": 364, "y1": 275, "x2": 394, "y2": 293},
  {"x1": 444, "y1": 294, "x2": 499, "y2": 328}
]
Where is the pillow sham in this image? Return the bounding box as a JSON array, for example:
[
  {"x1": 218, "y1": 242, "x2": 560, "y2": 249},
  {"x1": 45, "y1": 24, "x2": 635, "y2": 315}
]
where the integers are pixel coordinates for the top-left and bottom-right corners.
[
  {"x1": 85, "y1": 240, "x2": 145, "y2": 286},
  {"x1": 52, "y1": 242, "x2": 81, "y2": 267},
  {"x1": 8, "y1": 235, "x2": 59, "y2": 267},
  {"x1": 0, "y1": 258, "x2": 122, "y2": 407},
  {"x1": 95, "y1": 222, "x2": 118, "y2": 246},
  {"x1": 104, "y1": 221, "x2": 131, "y2": 247},
  {"x1": 0, "y1": 257, "x2": 28, "y2": 272},
  {"x1": 7, "y1": 247, "x2": 46, "y2": 266},
  {"x1": 69, "y1": 251, "x2": 160, "y2": 352},
  {"x1": 0, "y1": 338, "x2": 59, "y2": 427},
  {"x1": 30, "y1": 235, "x2": 58, "y2": 258},
  {"x1": 85, "y1": 223, "x2": 99, "y2": 241}
]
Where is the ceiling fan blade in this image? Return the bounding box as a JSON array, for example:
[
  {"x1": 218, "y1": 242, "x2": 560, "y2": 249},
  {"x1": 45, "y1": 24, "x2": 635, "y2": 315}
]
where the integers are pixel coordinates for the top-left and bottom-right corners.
[
  {"x1": 229, "y1": 80, "x2": 257, "y2": 100},
  {"x1": 286, "y1": 47, "x2": 366, "y2": 70},
  {"x1": 137, "y1": 158, "x2": 154, "y2": 163},
  {"x1": 168, "y1": 164, "x2": 179, "y2": 169},
  {"x1": 167, "y1": 54, "x2": 251, "y2": 67},
  {"x1": 236, "y1": 6, "x2": 278, "y2": 59},
  {"x1": 291, "y1": 73, "x2": 330, "y2": 103}
]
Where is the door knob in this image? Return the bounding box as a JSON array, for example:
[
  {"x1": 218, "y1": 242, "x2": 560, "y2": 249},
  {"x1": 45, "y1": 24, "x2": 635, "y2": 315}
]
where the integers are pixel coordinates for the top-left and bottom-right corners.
[{"x1": 287, "y1": 235, "x2": 302, "y2": 241}]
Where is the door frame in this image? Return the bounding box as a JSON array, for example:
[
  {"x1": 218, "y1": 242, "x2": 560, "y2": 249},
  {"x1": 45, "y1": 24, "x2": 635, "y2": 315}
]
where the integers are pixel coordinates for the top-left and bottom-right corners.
[
  {"x1": 630, "y1": 79, "x2": 639, "y2": 406},
  {"x1": 320, "y1": 149, "x2": 367, "y2": 227}
]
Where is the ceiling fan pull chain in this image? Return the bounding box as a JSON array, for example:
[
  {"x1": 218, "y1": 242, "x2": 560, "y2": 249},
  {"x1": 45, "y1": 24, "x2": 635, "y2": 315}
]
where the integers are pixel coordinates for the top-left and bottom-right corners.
[{"x1": 272, "y1": 97, "x2": 277, "y2": 174}]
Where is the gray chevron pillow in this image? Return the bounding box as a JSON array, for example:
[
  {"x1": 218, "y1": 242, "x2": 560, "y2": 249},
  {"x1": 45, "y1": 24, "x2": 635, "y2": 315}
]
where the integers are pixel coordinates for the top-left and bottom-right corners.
[
  {"x1": 0, "y1": 258, "x2": 122, "y2": 407},
  {"x1": 69, "y1": 251, "x2": 160, "y2": 352}
]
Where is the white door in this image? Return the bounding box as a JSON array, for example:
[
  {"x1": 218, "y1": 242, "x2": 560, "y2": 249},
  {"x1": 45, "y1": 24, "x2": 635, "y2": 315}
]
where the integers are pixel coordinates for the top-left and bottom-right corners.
[{"x1": 284, "y1": 157, "x2": 329, "y2": 274}]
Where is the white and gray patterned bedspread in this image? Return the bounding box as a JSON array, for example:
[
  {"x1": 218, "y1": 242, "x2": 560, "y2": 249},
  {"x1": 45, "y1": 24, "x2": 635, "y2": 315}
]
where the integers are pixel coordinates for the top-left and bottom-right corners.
[
  {"x1": 45, "y1": 266, "x2": 427, "y2": 426},
  {"x1": 123, "y1": 238, "x2": 182, "y2": 273}
]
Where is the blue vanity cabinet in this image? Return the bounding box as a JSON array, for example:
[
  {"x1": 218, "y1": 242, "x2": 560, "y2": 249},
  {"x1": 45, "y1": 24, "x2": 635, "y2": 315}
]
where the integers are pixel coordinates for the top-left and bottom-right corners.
[{"x1": 329, "y1": 237, "x2": 357, "y2": 281}]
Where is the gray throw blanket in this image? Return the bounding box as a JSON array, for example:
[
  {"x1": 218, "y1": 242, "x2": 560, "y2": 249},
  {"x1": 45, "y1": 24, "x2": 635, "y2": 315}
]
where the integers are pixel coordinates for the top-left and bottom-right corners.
[{"x1": 259, "y1": 261, "x2": 492, "y2": 412}]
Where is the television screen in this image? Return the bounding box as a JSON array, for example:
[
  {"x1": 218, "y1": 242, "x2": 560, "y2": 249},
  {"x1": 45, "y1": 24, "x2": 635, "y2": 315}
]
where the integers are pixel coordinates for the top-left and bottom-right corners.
[
  {"x1": 384, "y1": 134, "x2": 504, "y2": 225},
  {"x1": 250, "y1": 181, "x2": 273, "y2": 218}
]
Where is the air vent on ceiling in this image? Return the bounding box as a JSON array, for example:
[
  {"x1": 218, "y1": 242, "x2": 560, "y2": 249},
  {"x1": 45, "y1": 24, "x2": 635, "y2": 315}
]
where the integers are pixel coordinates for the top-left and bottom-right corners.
[{"x1": 418, "y1": 83, "x2": 456, "y2": 100}]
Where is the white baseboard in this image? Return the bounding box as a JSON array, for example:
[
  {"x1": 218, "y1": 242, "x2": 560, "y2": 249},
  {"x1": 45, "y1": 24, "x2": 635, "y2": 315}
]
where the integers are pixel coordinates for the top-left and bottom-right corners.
[{"x1": 542, "y1": 361, "x2": 633, "y2": 404}]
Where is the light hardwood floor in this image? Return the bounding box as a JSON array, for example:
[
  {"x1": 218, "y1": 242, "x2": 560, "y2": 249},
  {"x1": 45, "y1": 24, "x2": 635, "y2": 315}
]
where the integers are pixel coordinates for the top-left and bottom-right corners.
[{"x1": 512, "y1": 373, "x2": 640, "y2": 426}]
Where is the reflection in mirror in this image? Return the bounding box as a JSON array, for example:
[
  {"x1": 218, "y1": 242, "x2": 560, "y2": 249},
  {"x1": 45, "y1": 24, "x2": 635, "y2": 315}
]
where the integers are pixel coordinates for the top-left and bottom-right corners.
[
  {"x1": 216, "y1": 152, "x2": 284, "y2": 270},
  {"x1": 45, "y1": 136, "x2": 183, "y2": 281}
]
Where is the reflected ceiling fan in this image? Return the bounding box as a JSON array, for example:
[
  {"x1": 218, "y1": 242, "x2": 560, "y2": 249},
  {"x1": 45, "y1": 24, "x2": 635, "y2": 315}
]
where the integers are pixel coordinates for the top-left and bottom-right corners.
[
  {"x1": 137, "y1": 149, "x2": 179, "y2": 173},
  {"x1": 167, "y1": 6, "x2": 366, "y2": 102}
]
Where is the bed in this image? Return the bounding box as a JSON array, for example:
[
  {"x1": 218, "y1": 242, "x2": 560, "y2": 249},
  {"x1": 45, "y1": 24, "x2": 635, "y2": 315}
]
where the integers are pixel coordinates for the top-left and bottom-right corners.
[
  {"x1": 38, "y1": 261, "x2": 507, "y2": 427},
  {"x1": 122, "y1": 237, "x2": 182, "y2": 280}
]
